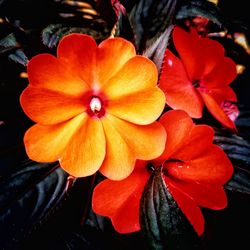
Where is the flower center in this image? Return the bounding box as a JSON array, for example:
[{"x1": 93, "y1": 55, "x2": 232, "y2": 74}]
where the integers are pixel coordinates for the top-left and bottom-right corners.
[
  {"x1": 87, "y1": 96, "x2": 105, "y2": 118},
  {"x1": 192, "y1": 79, "x2": 200, "y2": 88},
  {"x1": 90, "y1": 97, "x2": 102, "y2": 113}
]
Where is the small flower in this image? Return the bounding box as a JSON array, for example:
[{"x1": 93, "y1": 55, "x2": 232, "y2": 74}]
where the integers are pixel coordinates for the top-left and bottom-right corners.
[
  {"x1": 159, "y1": 26, "x2": 237, "y2": 131},
  {"x1": 20, "y1": 34, "x2": 166, "y2": 180},
  {"x1": 92, "y1": 110, "x2": 233, "y2": 235}
]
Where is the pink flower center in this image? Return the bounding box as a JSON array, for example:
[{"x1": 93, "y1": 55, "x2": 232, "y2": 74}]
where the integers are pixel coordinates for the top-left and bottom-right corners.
[{"x1": 87, "y1": 96, "x2": 105, "y2": 118}]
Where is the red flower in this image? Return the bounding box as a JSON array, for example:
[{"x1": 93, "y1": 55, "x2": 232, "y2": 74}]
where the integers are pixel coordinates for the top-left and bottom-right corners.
[
  {"x1": 159, "y1": 26, "x2": 237, "y2": 131},
  {"x1": 92, "y1": 110, "x2": 233, "y2": 235}
]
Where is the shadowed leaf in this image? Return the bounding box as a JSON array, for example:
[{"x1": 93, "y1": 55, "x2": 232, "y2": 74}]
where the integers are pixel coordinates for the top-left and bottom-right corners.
[
  {"x1": 0, "y1": 160, "x2": 73, "y2": 249},
  {"x1": 140, "y1": 166, "x2": 200, "y2": 250}
]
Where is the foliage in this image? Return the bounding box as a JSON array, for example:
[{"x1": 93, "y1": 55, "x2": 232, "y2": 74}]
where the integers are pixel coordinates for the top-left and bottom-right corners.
[{"x1": 0, "y1": 0, "x2": 250, "y2": 249}]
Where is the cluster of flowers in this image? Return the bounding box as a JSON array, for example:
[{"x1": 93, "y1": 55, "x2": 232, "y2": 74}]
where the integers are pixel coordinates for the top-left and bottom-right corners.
[{"x1": 20, "y1": 26, "x2": 236, "y2": 235}]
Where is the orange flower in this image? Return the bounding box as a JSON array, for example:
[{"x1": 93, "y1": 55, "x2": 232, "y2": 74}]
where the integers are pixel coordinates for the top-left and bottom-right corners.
[
  {"x1": 20, "y1": 34, "x2": 166, "y2": 180},
  {"x1": 159, "y1": 26, "x2": 237, "y2": 130},
  {"x1": 92, "y1": 110, "x2": 233, "y2": 235}
]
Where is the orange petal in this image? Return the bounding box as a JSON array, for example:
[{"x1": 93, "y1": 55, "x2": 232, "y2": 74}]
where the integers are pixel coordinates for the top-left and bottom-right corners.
[
  {"x1": 104, "y1": 56, "x2": 165, "y2": 124},
  {"x1": 57, "y1": 33, "x2": 97, "y2": 85},
  {"x1": 169, "y1": 180, "x2": 228, "y2": 210},
  {"x1": 92, "y1": 163, "x2": 149, "y2": 233},
  {"x1": 60, "y1": 116, "x2": 106, "y2": 177},
  {"x1": 167, "y1": 145, "x2": 234, "y2": 184},
  {"x1": 24, "y1": 114, "x2": 85, "y2": 162},
  {"x1": 20, "y1": 86, "x2": 85, "y2": 125},
  {"x1": 159, "y1": 50, "x2": 203, "y2": 118},
  {"x1": 199, "y1": 91, "x2": 236, "y2": 131},
  {"x1": 103, "y1": 56, "x2": 158, "y2": 97},
  {"x1": 107, "y1": 88, "x2": 165, "y2": 125},
  {"x1": 103, "y1": 114, "x2": 166, "y2": 161},
  {"x1": 100, "y1": 116, "x2": 135, "y2": 180},
  {"x1": 96, "y1": 37, "x2": 136, "y2": 85},
  {"x1": 166, "y1": 177, "x2": 205, "y2": 236},
  {"x1": 156, "y1": 110, "x2": 194, "y2": 162},
  {"x1": 27, "y1": 53, "x2": 89, "y2": 95}
]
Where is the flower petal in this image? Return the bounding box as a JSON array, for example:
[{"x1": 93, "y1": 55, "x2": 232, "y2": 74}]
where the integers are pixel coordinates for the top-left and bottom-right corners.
[
  {"x1": 173, "y1": 27, "x2": 204, "y2": 81},
  {"x1": 166, "y1": 177, "x2": 204, "y2": 236},
  {"x1": 57, "y1": 33, "x2": 97, "y2": 85},
  {"x1": 100, "y1": 116, "x2": 135, "y2": 180},
  {"x1": 173, "y1": 125, "x2": 214, "y2": 160},
  {"x1": 159, "y1": 50, "x2": 203, "y2": 118},
  {"x1": 168, "y1": 179, "x2": 227, "y2": 210},
  {"x1": 202, "y1": 57, "x2": 237, "y2": 88},
  {"x1": 92, "y1": 162, "x2": 149, "y2": 233},
  {"x1": 167, "y1": 145, "x2": 234, "y2": 184},
  {"x1": 20, "y1": 86, "x2": 86, "y2": 125},
  {"x1": 96, "y1": 37, "x2": 136, "y2": 85},
  {"x1": 24, "y1": 114, "x2": 85, "y2": 162},
  {"x1": 103, "y1": 114, "x2": 166, "y2": 161},
  {"x1": 60, "y1": 116, "x2": 106, "y2": 177},
  {"x1": 200, "y1": 37, "x2": 225, "y2": 75},
  {"x1": 206, "y1": 86, "x2": 237, "y2": 104},
  {"x1": 27, "y1": 53, "x2": 89, "y2": 95},
  {"x1": 199, "y1": 91, "x2": 237, "y2": 131},
  {"x1": 156, "y1": 110, "x2": 194, "y2": 161},
  {"x1": 107, "y1": 88, "x2": 165, "y2": 125},
  {"x1": 104, "y1": 56, "x2": 165, "y2": 124}
]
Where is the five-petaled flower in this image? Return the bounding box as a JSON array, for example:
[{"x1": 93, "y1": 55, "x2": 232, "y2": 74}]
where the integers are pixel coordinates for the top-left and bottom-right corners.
[
  {"x1": 92, "y1": 110, "x2": 233, "y2": 235},
  {"x1": 159, "y1": 26, "x2": 237, "y2": 131},
  {"x1": 20, "y1": 34, "x2": 167, "y2": 180}
]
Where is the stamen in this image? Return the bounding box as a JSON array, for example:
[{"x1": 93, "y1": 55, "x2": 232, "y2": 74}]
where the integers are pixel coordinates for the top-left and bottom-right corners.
[{"x1": 90, "y1": 97, "x2": 102, "y2": 113}]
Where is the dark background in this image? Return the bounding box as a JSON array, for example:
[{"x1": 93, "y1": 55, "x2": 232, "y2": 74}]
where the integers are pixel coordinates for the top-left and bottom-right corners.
[{"x1": 0, "y1": 0, "x2": 250, "y2": 249}]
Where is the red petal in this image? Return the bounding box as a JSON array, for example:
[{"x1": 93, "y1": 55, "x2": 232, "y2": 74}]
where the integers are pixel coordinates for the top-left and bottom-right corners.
[
  {"x1": 173, "y1": 27, "x2": 204, "y2": 81},
  {"x1": 159, "y1": 50, "x2": 203, "y2": 118},
  {"x1": 200, "y1": 37, "x2": 225, "y2": 75},
  {"x1": 155, "y1": 110, "x2": 194, "y2": 162},
  {"x1": 167, "y1": 145, "x2": 234, "y2": 184},
  {"x1": 202, "y1": 57, "x2": 237, "y2": 88},
  {"x1": 92, "y1": 162, "x2": 149, "y2": 233},
  {"x1": 165, "y1": 177, "x2": 204, "y2": 235},
  {"x1": 173, "y1": 125, "x2": 214, "y2": 160},
  {"x1": 206, "y1": 86, "x2": 237, "y2": 104},
  {"x1": 168, "y1": 179, "x2": 227, "y2": 210},
  {"x1": 199, "y1": 91, "x2": 237, "y2": 131}
]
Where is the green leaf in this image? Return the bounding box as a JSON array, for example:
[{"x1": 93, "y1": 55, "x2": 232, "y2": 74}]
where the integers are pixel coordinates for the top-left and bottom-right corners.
[
  {"x1": 128, "y1": 0, "x2": 178, "y2": 53},
  {"x1": 213, "y1": 115, "x2": 250, "y2": 195},
  {"x1": 42, "y1": 23, "x2": 109, "y2": 48},
  {"x1": 0, "y1": 160, "x2": 73, "y2": 249},
  {"x1": 0, "y1": 33, "x2": 18, "y2": 54},
  {"x1": 8, "y1": 48, "x2": 28, "y2": 65},
  {"x1": 140, "y1": 167, "x2": 200, "y2": 250},
  {"x1": 144, "y1": 25, "x2": 173, "y2": 72},
  {"x1": 214, "y1": 129, "x2": 250, "y2": 166},
  {"x1": 225, "y1": 167, "x2": 250, "y2": 195},
  {"x1": 175, "y1": 0, "x2": 228, "y2": 28}
]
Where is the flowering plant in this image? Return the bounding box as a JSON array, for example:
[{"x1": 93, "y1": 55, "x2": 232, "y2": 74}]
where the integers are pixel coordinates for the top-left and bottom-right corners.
[{"x1": 0, "y1": 0, "x2": 250, "y2": 249}]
